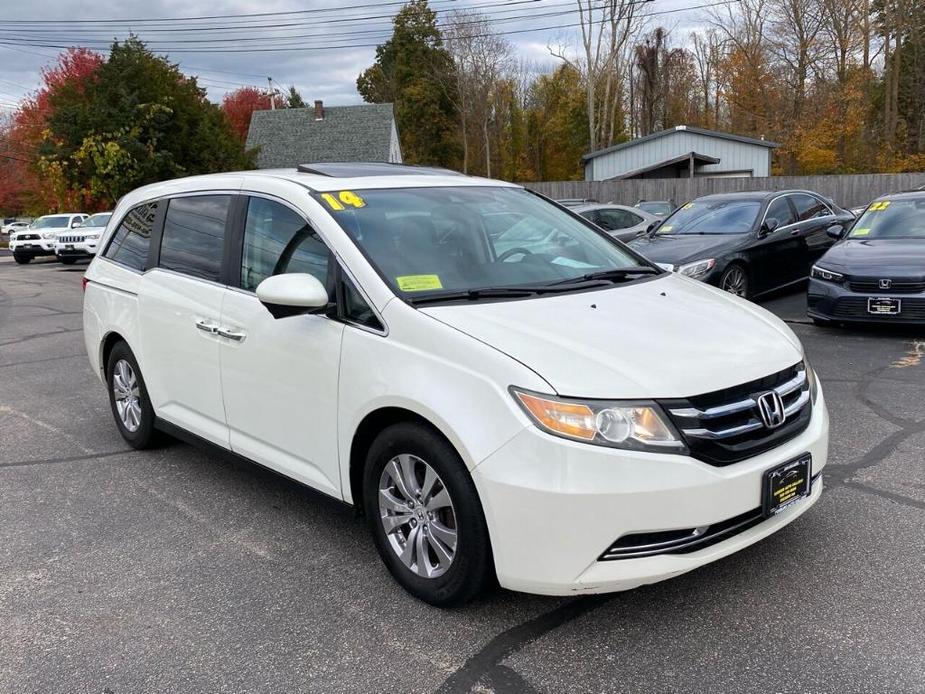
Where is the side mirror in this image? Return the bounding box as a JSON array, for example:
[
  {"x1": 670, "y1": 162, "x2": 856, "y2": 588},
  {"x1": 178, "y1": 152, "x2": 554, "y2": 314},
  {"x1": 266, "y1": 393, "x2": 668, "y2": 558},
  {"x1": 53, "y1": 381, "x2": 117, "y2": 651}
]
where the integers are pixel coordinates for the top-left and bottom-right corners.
[
  {"x1": 759, "y1": 218, "x2": 780, "y2": 237},
  {"x1": 826, "y1": 223, "x2": 845, "y2": 240},
  {"x1": 71, "y1": 220, "x2": 81, "y2": 228},
  {"x1": 646, "y1": 220, "x2": 661, "y2": 235},
  {"x1": 256, "y1": 273, "x2": 329, "y2": 319}
]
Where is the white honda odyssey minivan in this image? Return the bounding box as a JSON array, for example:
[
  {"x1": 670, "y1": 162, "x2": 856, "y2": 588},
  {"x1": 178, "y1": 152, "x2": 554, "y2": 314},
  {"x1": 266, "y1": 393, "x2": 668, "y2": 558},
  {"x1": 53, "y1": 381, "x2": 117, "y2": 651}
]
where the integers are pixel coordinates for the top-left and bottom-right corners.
[{"x1": 83, "y1": 163, "x2": 828, "y2": 605}]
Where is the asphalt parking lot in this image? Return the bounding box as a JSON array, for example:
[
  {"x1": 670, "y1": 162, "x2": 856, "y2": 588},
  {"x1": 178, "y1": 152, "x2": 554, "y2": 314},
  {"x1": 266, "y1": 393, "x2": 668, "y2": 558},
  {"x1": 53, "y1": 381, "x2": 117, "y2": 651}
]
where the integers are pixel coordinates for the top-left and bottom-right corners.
[{"x1": 1, "y1": 255, "x2": 924, "y2": 694}]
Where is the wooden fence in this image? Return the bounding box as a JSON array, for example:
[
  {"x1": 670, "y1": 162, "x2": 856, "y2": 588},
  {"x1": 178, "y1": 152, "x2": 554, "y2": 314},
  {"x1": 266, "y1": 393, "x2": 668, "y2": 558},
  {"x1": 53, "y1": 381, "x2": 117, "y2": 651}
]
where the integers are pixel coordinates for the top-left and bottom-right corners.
[{"x1": 523, "y1": 172, "x2": 925, "y2": 209}]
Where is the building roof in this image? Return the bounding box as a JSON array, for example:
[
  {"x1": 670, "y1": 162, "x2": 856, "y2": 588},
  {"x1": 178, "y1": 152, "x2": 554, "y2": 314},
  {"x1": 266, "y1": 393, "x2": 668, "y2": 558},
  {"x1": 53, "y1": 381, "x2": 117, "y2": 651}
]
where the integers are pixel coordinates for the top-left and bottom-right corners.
[
  {"x1": 609, "y1": 151, "x2": 721, "y2": 180},
  {"x1": 246, "y1": 104, "x2": 397, "y2": 168},
  {"x1": 582, "y1": 126, "x2": 781, "y2": 162}
]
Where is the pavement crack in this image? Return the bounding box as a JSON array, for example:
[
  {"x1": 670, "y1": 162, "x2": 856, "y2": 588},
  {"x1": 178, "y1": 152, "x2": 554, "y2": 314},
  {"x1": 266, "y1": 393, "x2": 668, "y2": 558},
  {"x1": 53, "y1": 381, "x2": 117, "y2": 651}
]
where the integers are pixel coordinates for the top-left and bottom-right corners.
[
  {"x1": 435, "y1": 595, "x2": 611, "y2": 694},
  {"x1": 0, "y1": 449, "x2": 132, "y2": 469}
]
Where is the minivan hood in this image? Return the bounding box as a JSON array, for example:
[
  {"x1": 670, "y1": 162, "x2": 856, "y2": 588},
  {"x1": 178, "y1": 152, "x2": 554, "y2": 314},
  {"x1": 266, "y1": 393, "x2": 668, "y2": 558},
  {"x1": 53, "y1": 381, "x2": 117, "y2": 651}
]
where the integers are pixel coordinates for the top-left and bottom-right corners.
[
  {"x1": 421, "y1": 275, "x2": 802, "y2": 399},
  {"x1": 628, "y1": 234, "x2": 746, "y2": 266},
  {"x1": 818, "y1": 239, "x2": 925, "y2": 276}
]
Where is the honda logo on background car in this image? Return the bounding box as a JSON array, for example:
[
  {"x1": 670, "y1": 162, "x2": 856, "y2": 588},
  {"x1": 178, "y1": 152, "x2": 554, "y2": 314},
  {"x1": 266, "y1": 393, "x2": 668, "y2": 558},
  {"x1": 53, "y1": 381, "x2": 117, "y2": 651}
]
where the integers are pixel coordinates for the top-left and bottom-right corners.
[
  {"x1": 879, "y1": 279, "x2": 892, "y2": 289},
  {"x1": 757, "y1": 391, "x2": 786, "y2": 429}
]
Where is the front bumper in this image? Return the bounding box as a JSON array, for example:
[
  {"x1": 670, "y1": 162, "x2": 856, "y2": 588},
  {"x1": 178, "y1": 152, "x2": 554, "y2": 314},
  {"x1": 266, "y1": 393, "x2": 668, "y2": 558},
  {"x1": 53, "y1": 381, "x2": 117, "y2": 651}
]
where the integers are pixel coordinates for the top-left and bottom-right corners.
[
  {"x1": 472, "y1": 389, "x2": 828, "y2": 596},
  {"x1": 9, "y1": 239, "x2": 56, "y2": 256},
  {"x1": 54, "y1": 239, "x2": 98, "y2": 258},
  {"x1": 808, "y1": 278, "x2": 925, "y2": 324}
]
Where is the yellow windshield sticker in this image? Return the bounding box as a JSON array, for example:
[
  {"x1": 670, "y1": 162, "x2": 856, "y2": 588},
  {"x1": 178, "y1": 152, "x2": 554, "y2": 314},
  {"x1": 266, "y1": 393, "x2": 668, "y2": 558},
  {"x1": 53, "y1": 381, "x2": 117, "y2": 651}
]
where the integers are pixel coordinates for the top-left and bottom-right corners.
[
  {"x1": 682, "y1": 203, "x2": 694, "y2": 210},
  {"x1": 321, "y1": 190, "x2": 366, "y2": 211},
  {"x1": 868, "y1": 201, "x2": 891, "y2": 211},
  {"x1": 851, "y1": 228, "x2": 871, "y2": 237},
  {"x1": 397, "y1": 274, "x2": 443, "y2": 292},
  {"x1": 657, "y1": 225, "x2": 673, "y2": 233}
]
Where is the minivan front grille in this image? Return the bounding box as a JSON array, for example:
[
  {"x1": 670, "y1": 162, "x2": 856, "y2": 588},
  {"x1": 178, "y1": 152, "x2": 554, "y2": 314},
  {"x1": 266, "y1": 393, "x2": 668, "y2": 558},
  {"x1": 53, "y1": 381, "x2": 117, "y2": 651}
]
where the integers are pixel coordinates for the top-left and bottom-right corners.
[{"x1": 659, "y1": 362, "x2": 811, "y2": 466}]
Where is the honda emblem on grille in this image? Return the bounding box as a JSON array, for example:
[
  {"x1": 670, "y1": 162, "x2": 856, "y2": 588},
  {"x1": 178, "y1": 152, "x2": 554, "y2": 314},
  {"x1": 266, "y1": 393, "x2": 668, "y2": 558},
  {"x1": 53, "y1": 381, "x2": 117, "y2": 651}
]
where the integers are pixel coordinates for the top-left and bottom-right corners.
[
  {"x1": 756, "y1": 391, "x2": 786, "y2": 429},
  {"x1": 879, "y1": 279, "x2": 892, "y2": 289}
]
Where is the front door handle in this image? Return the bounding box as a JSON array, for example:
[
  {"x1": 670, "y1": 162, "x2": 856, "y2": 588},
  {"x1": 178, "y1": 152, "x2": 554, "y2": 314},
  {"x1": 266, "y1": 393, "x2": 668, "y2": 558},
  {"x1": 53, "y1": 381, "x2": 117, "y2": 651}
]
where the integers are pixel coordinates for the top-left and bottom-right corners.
[
  {"x1": 216, "y1": 327, "x2": 247, "y2": 342},
  {"x1": 195, "y1": 319, "x2": 219, "y2": 334},
  {"x1": 790, "y1": 229, "x2": 801, "y2": 236}
]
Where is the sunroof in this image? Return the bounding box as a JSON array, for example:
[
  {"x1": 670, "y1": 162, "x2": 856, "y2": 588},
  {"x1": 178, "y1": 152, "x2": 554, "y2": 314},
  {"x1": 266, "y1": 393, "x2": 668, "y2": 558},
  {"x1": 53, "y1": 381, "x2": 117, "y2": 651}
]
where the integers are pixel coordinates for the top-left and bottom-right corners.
[{"x1": 296, "y1": 162, "x2": 463, "y2": 177}]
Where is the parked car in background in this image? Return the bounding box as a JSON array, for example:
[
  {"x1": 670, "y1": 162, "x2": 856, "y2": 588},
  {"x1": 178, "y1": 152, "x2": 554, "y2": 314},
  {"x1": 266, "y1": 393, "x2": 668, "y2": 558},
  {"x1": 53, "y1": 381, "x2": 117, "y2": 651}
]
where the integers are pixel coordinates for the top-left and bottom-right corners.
[
  {"x1": 556, "y1": 198, "x2": 598, "y2": 207},
  {"x1": 83, "y1": 165, "x2": 827, "y2": 606},
  {"x1": 572, "y1": 203, "x2": 660, "y2": 242},
  {"x1": 9, "y1": 213, "x2": 87, "y2": 264},
  {"x1": 808, "y1": 191, "x2": 925, "y2": 325},
  {"x1": 54, "y1": 212, "x2": 112, "y2": 264},
  {"x1": 849, "y1": 205, "x2": 869, "y2": 218},
  {"x1": 635, "y1": 200, "x2": 676, "y2": 218},
  {"x1": 2, "y1": 221, "x2": 30, "y2": 236},
  {"x1": 629, "y1": 191, "x2": 855, "y2": 299}
]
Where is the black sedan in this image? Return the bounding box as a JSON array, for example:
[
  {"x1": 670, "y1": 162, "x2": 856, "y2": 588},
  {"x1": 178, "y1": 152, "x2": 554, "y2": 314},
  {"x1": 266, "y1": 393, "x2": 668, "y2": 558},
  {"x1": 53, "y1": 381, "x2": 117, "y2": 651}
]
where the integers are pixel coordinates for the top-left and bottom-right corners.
[
  {"x1": 808, "y1": 191, "x2": 925, "y2": 325},
  {"x1": 628, "y1": 190, "x2": 854, "y2": 299}
]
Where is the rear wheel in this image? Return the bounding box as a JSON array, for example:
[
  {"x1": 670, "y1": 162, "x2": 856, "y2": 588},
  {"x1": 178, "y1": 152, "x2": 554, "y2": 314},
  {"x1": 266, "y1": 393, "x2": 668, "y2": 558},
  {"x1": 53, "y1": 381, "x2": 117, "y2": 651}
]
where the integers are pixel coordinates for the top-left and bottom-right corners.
[
  {"x1": 720, "y1": 263, "x2": 749, "y2": 298},
  {"x1": 13, "y1": 253, "x2": 31, "y2": 265},
  {"x1": 106, "y1": 341, "x2": 160, "y2": 449},
  {"x1": 59, "y1": 256, "x2": 77, "y2": 265},
  {"x1": 363, "y1": 422, "x2": 494, "y2": 606}
]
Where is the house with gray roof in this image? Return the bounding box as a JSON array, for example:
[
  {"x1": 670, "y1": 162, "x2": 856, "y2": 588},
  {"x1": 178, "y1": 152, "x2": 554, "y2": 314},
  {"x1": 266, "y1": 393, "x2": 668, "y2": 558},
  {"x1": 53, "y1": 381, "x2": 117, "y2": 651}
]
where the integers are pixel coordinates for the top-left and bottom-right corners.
[
  {"x1": 246, "y1": 101, "x2": 401, "y2": 168},
  {"x1": 583, "y1": 125, "x2": 779, "y2": 181}
]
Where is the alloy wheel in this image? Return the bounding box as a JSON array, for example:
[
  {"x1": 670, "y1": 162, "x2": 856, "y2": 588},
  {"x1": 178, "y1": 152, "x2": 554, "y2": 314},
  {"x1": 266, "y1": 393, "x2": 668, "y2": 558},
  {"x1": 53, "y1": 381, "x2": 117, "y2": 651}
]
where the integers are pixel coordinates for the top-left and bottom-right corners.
[
  {"x1": 378, "y1": 453, "x2": 458, "y2": 579},
  {"x1": 721, "y1": 266, "x2": 748, "y2": 297},
  {"x1": 112, "y1": 359, "x2": 142, "y2": 432}
]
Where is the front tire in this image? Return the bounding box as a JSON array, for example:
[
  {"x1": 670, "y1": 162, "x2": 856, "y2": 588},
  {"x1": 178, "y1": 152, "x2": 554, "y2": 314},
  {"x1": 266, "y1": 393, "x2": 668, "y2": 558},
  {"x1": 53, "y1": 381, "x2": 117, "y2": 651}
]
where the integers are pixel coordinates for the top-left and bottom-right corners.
[
  {"x1": 13, "y1": 253, "x2": 31, "y2": 265},
  {"x1": 106, "y1": 341, "x2": 159, "y2": 449},
  {"x1": 719, "y1": 262, "x2": 750, "y2": 299},
  {"x1": 363, "y1": 422, "x2": 494, "y2": 606}
]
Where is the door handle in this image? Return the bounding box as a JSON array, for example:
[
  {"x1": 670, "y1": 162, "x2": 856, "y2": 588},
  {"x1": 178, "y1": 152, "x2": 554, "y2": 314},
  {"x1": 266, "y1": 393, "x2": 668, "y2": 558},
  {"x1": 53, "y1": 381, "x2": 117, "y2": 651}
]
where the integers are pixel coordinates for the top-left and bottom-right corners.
[
  {"x1": 216, "y1": 327, "x2": 247, "y2": 342},
  {"x1": 789, "y1": 229, "x2": 801, "y2": 236},
  {"x1": 195, "y1": 319, "x2": 219, "y2": 334}
]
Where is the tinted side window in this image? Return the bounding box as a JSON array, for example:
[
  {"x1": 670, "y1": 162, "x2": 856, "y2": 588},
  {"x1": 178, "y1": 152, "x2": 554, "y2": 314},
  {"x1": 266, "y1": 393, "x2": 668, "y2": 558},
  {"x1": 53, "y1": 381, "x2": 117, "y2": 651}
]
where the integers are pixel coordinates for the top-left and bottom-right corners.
[
  {"x1": 159, "y1": 195, "x2": 231, "y2": 282},
  {"x1": 792, "y1": 193, "x2": 832, "y2": 221},
  {"x1": 241, "y1": 197, "x2": 331, "y2": 291},
  {"x1": 103, "y1": 201, "x2": 157, "y2": 271},
  {"x1": 598, "y1": 209, "x2": 642, "y2": 229},
  {"x1": 765, "y1": 197, "x2": 796, "y2": 227},
  {"x1": 342, "y1": 275, "x2": 383, "y2": 331}
]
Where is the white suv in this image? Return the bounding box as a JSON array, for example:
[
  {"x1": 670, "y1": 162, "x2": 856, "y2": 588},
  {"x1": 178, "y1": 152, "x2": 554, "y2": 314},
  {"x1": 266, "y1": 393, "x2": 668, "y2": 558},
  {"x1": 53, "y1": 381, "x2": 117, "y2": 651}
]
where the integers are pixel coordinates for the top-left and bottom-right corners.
[
  {"x1": 83, "y1": 164, "x2": 829, "y2": 605},
  {"x1": 10, "y1": 213, "x2": 87, "y2": 264},
  {"x1": 54, "y1": 211, "x2": 112, "y2": 264}
]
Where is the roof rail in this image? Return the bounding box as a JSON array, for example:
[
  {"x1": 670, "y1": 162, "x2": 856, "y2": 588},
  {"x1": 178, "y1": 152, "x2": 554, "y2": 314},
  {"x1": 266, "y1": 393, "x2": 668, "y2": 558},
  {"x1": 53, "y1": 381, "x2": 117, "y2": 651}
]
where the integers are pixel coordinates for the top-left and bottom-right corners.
[{"x1": 296, "y1": 162, "x2": 464, "y2": 177}]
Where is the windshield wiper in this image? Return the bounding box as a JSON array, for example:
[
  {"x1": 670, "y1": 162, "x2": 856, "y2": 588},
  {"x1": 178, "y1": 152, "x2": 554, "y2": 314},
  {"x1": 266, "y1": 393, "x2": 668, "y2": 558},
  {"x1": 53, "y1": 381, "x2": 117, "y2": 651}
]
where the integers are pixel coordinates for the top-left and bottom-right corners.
[
  {"x1": 547, "y1": 266, "x2": 659, "y2": 286},
  {"x1": 406, "y1": 287, "x2": 542, "y2": 305}
]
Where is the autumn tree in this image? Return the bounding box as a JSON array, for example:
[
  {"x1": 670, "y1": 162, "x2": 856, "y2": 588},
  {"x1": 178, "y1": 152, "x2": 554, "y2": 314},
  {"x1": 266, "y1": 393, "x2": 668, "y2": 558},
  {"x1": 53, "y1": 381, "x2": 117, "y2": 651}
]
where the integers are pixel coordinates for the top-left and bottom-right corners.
[{"x1": 222, "y1": 87, "x2": 273, "y2": 141}]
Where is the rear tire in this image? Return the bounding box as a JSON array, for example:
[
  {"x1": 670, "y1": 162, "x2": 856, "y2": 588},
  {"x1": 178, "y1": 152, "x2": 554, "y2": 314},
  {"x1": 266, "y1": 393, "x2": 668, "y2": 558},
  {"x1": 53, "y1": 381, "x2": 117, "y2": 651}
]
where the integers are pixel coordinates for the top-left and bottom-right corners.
[
  {"x1": 105, "y1": 341, "x2": 160, "y2": 449},
  {"x1": 363, "y1": 422, "x2": 494, "y2": 606},
  {"x1": 59, "y1": 256, "x2": 77, "y2": 265},
  {"x1": 13, "y1": 253, "x2": 31, "y2": 265}
]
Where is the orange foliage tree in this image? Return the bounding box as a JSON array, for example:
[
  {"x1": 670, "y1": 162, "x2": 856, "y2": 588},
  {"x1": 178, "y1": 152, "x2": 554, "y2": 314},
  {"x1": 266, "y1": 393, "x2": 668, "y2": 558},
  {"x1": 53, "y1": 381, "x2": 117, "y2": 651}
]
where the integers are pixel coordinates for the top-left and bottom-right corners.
[{"x1": 221, "y1": 87, "x2": 273, "y2": 142}]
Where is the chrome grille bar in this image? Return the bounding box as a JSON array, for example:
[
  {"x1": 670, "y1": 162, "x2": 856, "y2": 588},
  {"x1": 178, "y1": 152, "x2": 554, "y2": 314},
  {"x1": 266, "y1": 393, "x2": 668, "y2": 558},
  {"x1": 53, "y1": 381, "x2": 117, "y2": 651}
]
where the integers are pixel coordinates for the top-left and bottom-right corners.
[{"x1": 669, "y1": 369, "x2": 806, "y2": 420}]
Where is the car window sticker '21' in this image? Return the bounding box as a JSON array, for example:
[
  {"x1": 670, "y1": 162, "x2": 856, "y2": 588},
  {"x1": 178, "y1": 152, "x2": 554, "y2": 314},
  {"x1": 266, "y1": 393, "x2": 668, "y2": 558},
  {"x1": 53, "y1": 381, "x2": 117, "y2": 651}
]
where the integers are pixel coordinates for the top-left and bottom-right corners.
[{"x1": 321, "y1": 191, "x2": 366, "y2": 211}]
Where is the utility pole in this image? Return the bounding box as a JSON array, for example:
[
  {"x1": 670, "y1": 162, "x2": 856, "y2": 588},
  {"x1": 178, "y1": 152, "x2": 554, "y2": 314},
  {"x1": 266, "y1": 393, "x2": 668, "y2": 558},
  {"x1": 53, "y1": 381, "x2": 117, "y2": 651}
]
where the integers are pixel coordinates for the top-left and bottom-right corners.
[{"x1": 268, "y1": 76, "x2": 276, "y2": 110}]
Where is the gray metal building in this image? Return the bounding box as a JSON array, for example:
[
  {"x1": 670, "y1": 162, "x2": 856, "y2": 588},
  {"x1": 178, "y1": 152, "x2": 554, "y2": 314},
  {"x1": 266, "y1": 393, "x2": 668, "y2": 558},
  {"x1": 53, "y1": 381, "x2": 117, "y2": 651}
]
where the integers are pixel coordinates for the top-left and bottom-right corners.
[
  {"x1": 246, "y1": 101, "x2": 401, "y2": 169},
  {"x1": 583, "y1": 126, "x2": 779, "y2": 181}
]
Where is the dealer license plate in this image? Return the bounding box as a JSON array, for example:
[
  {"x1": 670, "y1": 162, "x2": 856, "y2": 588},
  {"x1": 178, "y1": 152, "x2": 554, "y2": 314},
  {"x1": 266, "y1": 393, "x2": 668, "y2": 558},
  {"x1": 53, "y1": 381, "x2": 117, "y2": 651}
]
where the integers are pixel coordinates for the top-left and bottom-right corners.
[
  {"x1": 763, "y1": 454, "x2": 812, "y2": 516},
  {"x1": 868, "y1": 297, "x2": 901, "y2": 315}
]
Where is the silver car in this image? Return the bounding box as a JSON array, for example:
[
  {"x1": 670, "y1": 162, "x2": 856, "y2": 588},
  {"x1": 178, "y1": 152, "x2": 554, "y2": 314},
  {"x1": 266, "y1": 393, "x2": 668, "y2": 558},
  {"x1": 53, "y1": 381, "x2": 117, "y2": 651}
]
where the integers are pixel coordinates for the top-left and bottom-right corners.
[{"x1": 573, "y1": 204, "x2": 660, "y2": 242}]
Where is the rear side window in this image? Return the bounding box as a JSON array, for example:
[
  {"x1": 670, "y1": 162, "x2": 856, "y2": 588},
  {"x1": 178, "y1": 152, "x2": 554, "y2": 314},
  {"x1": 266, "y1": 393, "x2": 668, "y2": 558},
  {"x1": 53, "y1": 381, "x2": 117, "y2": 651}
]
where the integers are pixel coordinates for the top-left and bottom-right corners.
[
  {"x1": 765, "y1": 197, "x2": 796, "y2": 227},
  {"x1": 159, "y1": 195, "x2": 231, "y2": 282},
  {"x1": 597, "y1": 208, "x2": 642, "y2": 230},
  {"x1": 791, "y1": 193, "x2": 832, "y2": 221},
  {"x1": 103, "y1": 201, "x2": 158, "y2": 271},
  {"x1": 240, "y1": 196, "x2": 331, "y2": 291}
]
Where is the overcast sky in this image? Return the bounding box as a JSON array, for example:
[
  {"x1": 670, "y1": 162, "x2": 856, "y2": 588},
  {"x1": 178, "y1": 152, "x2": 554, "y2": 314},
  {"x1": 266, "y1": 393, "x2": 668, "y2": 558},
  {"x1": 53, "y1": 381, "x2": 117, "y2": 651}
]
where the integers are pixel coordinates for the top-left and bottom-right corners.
[{"x1": 0, "y1": 0, "x2": 708, "y2": 113}]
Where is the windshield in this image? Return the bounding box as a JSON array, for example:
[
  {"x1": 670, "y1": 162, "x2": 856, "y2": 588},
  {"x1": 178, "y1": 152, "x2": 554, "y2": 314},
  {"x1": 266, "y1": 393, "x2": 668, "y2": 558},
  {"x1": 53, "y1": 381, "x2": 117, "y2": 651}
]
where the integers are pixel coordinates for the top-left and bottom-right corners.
[
  {"x1": 656, "y1": 200, "x2": 761, "y2": 235},
  {"x1": 82, "y1": 213, "x2": 112, "y2": 228},
  {"x1": 317, "y1": 186, "x2": 652, "y2": 301},
  {"x1": 850, "y1": 199, "x2": 925, "y2": 239},
  {"x1": 31, "y1": 216, "x2": 70, "y2": 229},
  {"x1": 638, "y1": 202, "x2": 672, "y2": 216}
]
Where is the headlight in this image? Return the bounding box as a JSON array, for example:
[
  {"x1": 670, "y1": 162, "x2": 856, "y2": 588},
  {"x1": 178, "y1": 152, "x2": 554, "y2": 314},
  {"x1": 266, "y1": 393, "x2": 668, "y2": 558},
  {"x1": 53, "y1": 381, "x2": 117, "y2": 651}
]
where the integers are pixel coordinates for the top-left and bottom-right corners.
[
  {"x1": 85, "y1": 234, "x2": 100, "y2": 240},
  {"x1": 511, "y1": 388, "x2": 685, "y2": 453},
  {"x1": 677, "y1": 258, "x2": 716, "y2": 279},
  {"x1": 810, "y1": 265, "x2": 844, "y2": 283}
]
